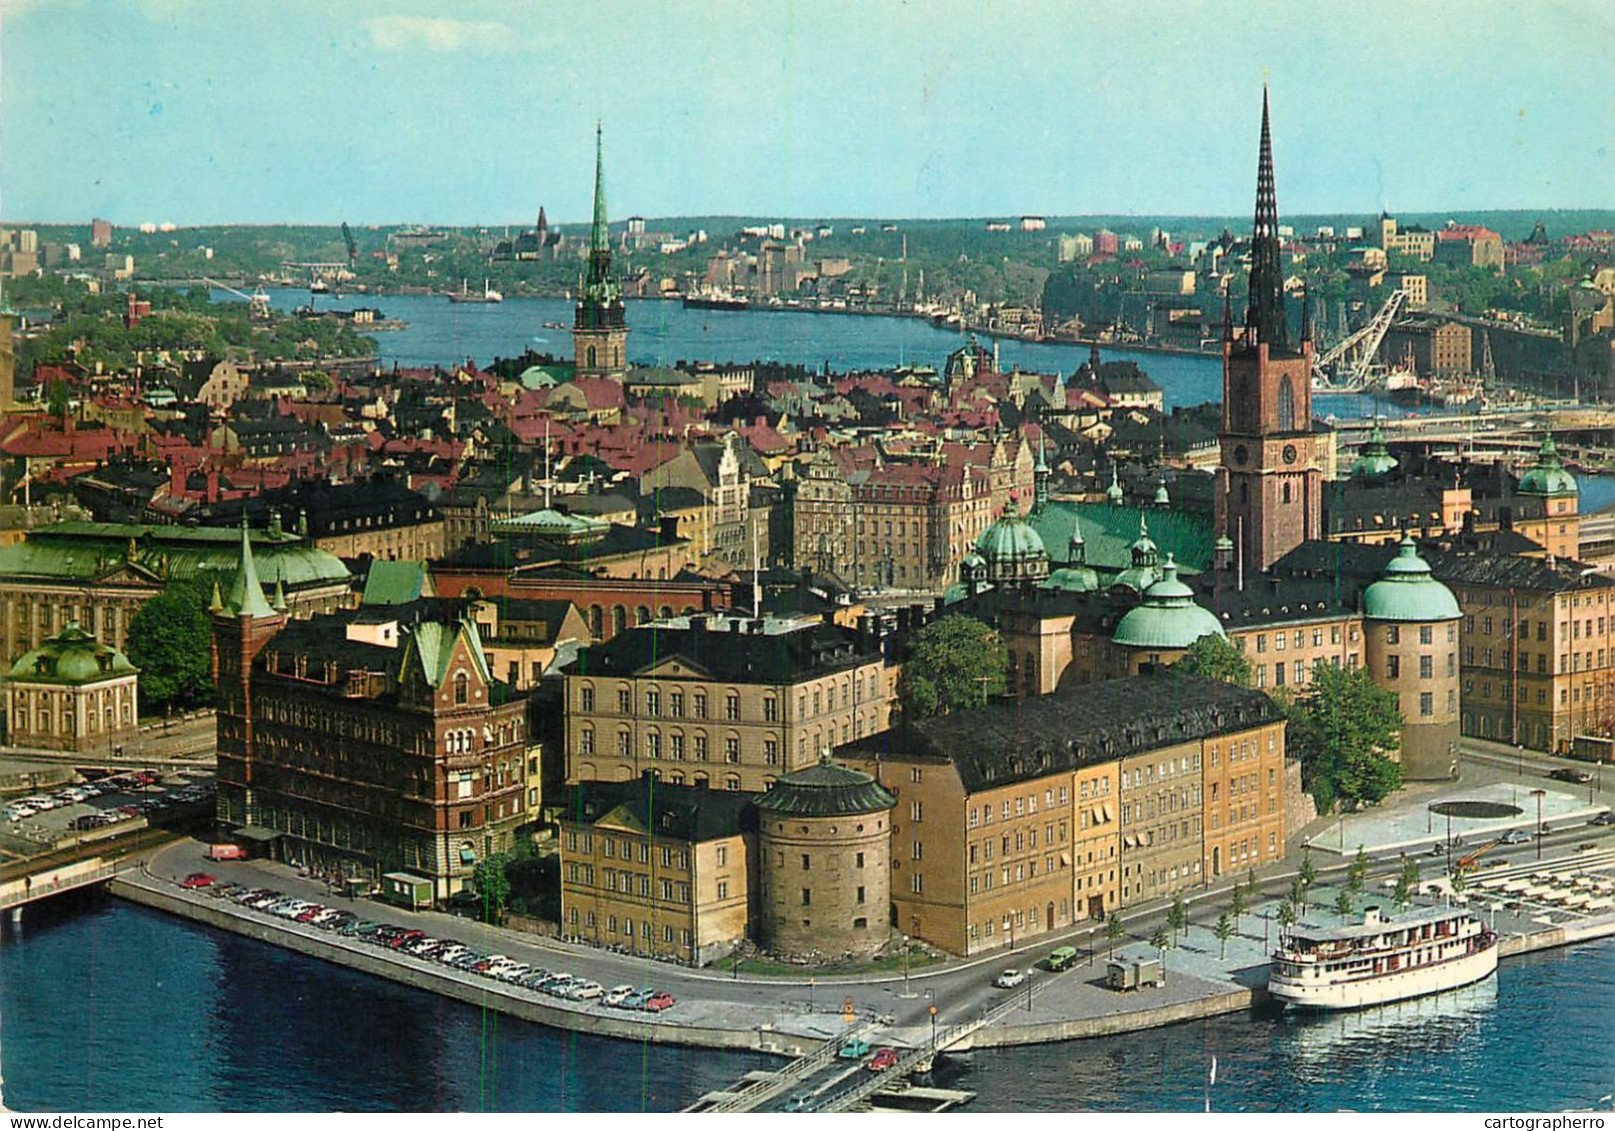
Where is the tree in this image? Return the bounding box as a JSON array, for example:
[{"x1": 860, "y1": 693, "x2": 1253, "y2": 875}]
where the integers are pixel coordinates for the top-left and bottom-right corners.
[
  {"x1": 124, "y1": 578, "x2": 213, "y2": 715},
  {"x1": 1451, "y1": 867, "x2": 1468, "y2": 897},
  {"x1": 1213, "y1": 912, "x2": 1234, "y2": 959},
  {"x1": 1289, "y1": 876, "x2": 1308, "y2": 913},
  {"x1": 473, "y1": 852, "x2": 511, "y2": 925},
  {"x1": 1167, "y1": 894, "x2": 1189, "y2": 940},
  {"x1": 1150, "y1": 924, "x2": 1171, "y2": 953},
  {"x1": 1298, "y1": 851, "x2": 1318, "y2": 892},
  {"x1": 1105, "y1": 913, "x2": 1125, "y2": 958},
  {"x1": 1276, "y1": 900, "x2": 1297, "y2": 939},
  {"x1": 895, "y1": 615, "x2": 1006, "y2": 721},
  {"x1": 1229, "y1": 882, "x2": 1248, "y2": 930},
  {"x1": 1335, "y1": 889, "x2": 1355, "y2": 921},
  {"x1": 1395, "y1": 856, "x2": 1419, "y2": 907},
  {"x1": 1284, "y1": 661, "x2": 1404, "y2": 811},
  {"x1": 1348, "y1": 847, "x2": 1369, "y2": 894},
  {"x1": 1174, "y1": 634, "x2": 1254, "y2": 688}
]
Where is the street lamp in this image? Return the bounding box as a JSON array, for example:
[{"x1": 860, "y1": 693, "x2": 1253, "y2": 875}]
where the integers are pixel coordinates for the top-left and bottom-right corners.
[
  {"x1": 1532, "y1": 788, "x2": 1547, "y2": 861},
  {"x1": 929, "y1": 1003, "x2": 938, "y2": 1047},
  {"x1": 901, "y1": 935, "x2": 911, "y2": 998}
]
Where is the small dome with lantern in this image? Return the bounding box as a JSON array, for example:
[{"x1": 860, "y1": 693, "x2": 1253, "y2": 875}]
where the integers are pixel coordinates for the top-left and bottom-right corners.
[
  {"x1": 1112, "y1": 555, "x2": 1226, "y2": 650},
  {"x1": 1363, "y1": 537, "x2": 1461, "y2": 622},
  {"x1": 974, "y1": 495, "x2": 1049, "y2": 584},
  {"x1": 1518, "y1": 431, "x2": 1578, "y2": 498},
  {"x1": 1350, "y1": 419, "x2": 1399, "y2": 480}
]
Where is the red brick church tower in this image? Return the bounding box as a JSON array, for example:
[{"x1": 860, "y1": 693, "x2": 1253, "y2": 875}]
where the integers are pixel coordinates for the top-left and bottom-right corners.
[
  {"x1": 212, "y1": 517, "x2": 287, "y2": 831},
  {"x1": 1215, "y1": 88, "x2": 1322, "y2": 572}
]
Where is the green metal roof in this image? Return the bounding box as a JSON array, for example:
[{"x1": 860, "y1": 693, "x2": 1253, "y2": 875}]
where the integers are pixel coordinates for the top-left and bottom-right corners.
[
  {"x1": 8, "y1": 621, "x2": 137, "y2": 684},
  {"x1": 1363, "y1": 539, "x2": 1461, "y2": 622},
  {"x1": 755, "y1": 757, "x2": 896, "y2": 818},
  {"x1": 976, "y1": 498, "x2": 1047, "y2": 566},
  {"x1": 362, "y1": 560, "x2": 430, "y2": 607},
  {"x1": 0, "y1": 522, "x2": 350, "y2": 590},
  {"x1": 1350, "y1": 420, "x2": 1399, "y2": 480},
  {"x1": 1112, "y1": 556, "x2": 1226, "y2": 650},
  {"x1": 1027, "y1": 502, "x2": 1213, "y2": 580},
  {"x1": 1519, "y1": 433, "x2": 1577, "y2": 497},
  {"x1": 224, "y1": 518, "x2": 275, "y2": 619}
]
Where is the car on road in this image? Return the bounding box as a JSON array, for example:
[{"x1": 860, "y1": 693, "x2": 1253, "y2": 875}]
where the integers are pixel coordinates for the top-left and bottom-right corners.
[
  {"x1": 568, "y1": 980, "x2": 605, "y2": 1001},
  {"x1": 995, "y1": 969, "x2": 1027, "y2": 988},
  {"x1": 867, "y1": 1048, "x2": 899, "y2": 1072},
  {"x1": 180, "y1": 873, "x2": 215, "y2": 889},
  {"x1": 1550, "y1": 768, "x2": 1594, "y2": 784},
  {"x1": 838, "y1": 1038, "x2": 871, "y2": 1060},
  {"x1": 785, "y1": 1093, "x2": 816, "y2": 1112},
  {"x1": 622, "y1": 989, "x2": 654, "y2": 1010},
  {"x1": 602, "y1": 985, "x2": 636, "y2": 1007},
  {"x1": 1592, "y1": 812, "x2": 1613, "y2": 826},
  {"x1": 644, "y1": 991, "x2": 675, "y2": 1012},
  {"x1": 1501, "y1": 830, "x2": 1532, "y2": 845}
]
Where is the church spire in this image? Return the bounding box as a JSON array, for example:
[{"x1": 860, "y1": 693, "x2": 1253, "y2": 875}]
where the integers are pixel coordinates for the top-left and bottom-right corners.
[
  {"x1": 225, "y1": 514, "x2": 275, "y2": 619},
  {"x1": 1246, "y1": 85, "x2": 1288, "y2": 351},
  {"x1": 589, "y1": 121, "x2": 609, "y2": 257}
]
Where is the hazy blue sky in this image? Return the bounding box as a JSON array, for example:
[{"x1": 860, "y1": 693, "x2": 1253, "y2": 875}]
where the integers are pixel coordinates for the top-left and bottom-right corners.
[{"x1": 3, "y1": 0, "x2": 1611, "y2": 226}]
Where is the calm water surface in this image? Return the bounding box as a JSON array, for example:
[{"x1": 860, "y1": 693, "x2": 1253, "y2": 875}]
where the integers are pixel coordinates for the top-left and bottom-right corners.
[{"x1": 2, "y1": 892, "x2": 1612, "y2": 1112}]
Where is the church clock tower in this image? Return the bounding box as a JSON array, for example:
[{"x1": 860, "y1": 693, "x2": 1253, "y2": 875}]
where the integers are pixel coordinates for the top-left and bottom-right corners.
[
  {"x1": 1215, "y1": 88, "x2": 1321, "y2": 572},
  {"x1": 572, "y1": 124, "x2": 628, "y2": 380}
]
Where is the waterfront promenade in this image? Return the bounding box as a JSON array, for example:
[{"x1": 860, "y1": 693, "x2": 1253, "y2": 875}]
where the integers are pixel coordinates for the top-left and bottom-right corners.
[{"x1": 113, "y1": 818, "x2": 1615, "y2": 1059}]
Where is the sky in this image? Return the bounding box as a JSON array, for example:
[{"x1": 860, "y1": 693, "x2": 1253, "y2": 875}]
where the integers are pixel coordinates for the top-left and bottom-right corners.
[{"x1": 2, "y1": 0, "x2": 1612, "y2": 227}]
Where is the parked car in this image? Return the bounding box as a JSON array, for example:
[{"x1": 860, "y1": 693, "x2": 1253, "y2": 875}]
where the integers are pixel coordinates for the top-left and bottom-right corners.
[
  {"x1": 568, "y1": 980, "x2": 605, "y2": 1001},
  {"x1": 867, "y1": 1048, "x2": 900, "y2": 1072},
  {"x1": 602, "y1": 984, "x2": 636, "y2": 1007},
  {"x1": 995, "y1": 969, "x2": 1027, "y2": 989},
  {"x1": 644, "y1": 991, "x2": 675, "y2": 1012},
  {"x1": 1501, "y1": 830, "x2": 1532, "y2": 845},
  {"x1": 180, "y1": 873, "x2": 215, "y2": 889},
  {"x1": 621, "y1": 989, "x2": 654, "y2": 1010},
  {"x1": 1550, "y1": 768, "x2": 1594, "y2": 784},
  {"x1": 838, "y1": 1038, "x2": 871, "y2": 1060}
]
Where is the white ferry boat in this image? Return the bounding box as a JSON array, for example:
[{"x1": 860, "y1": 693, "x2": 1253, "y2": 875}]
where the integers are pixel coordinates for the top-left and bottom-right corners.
[{"x1": 1268, "y1": 904, "x2": 1497, "y2": 1011}]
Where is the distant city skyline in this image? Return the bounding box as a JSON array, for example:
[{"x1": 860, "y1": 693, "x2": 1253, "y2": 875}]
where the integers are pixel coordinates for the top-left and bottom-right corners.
[{"x1": 2, "y1": 0, "x2": 1609, "y2": 226}]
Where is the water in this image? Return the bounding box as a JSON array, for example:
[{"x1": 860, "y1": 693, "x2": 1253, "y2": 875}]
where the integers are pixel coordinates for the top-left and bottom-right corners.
[
  {"x1": 3, "y1": 890, "x2": 1613, "y2": 1112},
  {"x1": 230, "y1": 288, "x2": 1401, "y2": 417}
]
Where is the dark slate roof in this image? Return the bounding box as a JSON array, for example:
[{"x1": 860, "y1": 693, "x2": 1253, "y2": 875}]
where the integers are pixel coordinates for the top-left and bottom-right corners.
[
  {"x1": 570, "y1": 616, "x2": 877, "y2": 684},
  {"x1": 755, "y1": 759, "x2": 896, "y2": 817},
  {"x1": 841, "y1": 671, "x2": 1280, "y2": 794},
  {"x1": 1421, "y1": 549, "x2": 1615, "y2": 594},
  {"x1": 559, "y1": 776, "x2": 758, "y2": 842}
]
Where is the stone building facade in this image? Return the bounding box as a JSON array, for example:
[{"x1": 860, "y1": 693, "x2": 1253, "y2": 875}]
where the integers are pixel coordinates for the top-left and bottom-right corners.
[{"x1": 4, "y1": 622, "x2": 139, "y2": 753}]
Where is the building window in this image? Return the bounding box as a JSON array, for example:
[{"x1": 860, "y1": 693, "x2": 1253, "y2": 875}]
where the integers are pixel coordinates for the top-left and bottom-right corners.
[
  {"x1": 716, "y1": 881, "x2": 728, "y2": 899},
  {"x1": 454, "y1": 672, "x2": 469, "y2": 705},
  {"x1": 1387, "y1": 625, "x2": 1400, "y2": 645},
  {"x1": 1387, "y1": 655, "x2": 1400, "y2": 679},
  {"x1": 579, "y1": 727, "x2": 594, "y2": 755},
  {"x1": 1420, "y1": 655, "x2": 1433, "y2": 679},
  {"x1": 694, "y1": 694, "x2": 707, "y2": 719},
  {"x1": 911, "y1": 874, "x2": 923, "y2": 894},
  {"x1": 617, "y1": 689, "x2": 631, "y2": 714},
  {"x1": 911, "y1": 801, "x2": 923, "y2": 822},
  {"x1": 764, "y1": 697, "x2": 778, "y2": 722},
  {"x1": 724, "y1": 736, "x2": 740, "y2": 763},
  {"x1": 1420, "y1": 625, "x2": 1433, "y2": 645},
  {"x1": 646, "y1": 691, "x2": 661, "y2": 717},
  {"x1": 580, "y1": 685, "x2": 595, "y2": 712},
  {"x1": 802, "y1": 888, "x2": 811, "y2": 906},
  {"x1": 1420, "y1": 691, "x2": 1434, "y2": 717},
  {"x1": 725, "y1": 694, "x2": 740, "y2": 721},
  {"x1": 670, "y1": 691, "x2": 684, "y2": 717},
  {"x1": 764, "y1": 739, "x2": 778, "y2": 764},
  {"x1": 716, "y1": 845, "x2": 728, "y2": 866}
]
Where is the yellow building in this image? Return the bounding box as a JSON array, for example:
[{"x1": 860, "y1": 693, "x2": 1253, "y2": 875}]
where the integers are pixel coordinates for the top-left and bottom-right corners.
[
  {"x1": 559, "y1": 775, "x2": 756, "y2": 964},
  {"x1": 839, "y1": 671, "x2": 1285, "y2": 955}
]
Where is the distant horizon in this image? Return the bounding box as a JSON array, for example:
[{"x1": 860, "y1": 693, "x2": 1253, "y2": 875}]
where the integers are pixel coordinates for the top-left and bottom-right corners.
[{"x1": 3, "y1": 2, "x2": 1608, "y2": 226}]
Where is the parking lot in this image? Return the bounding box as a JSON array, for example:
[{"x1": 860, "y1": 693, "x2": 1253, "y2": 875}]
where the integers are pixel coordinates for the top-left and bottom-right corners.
[{"x1": 2, "y1": 768, "x2": 214, "y2": 853}]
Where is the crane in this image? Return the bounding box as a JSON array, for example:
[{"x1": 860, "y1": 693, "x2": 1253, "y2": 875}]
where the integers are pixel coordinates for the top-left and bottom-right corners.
[
  {"x1": 341, "y1": 222, "x2": 358, "y2": 268},
  {"x1": 1311, "y1": 288, "x2": 1411, "y2": 393},
  {"x1": 203, "y1": 276, "x2": 271, "y2": 321}
]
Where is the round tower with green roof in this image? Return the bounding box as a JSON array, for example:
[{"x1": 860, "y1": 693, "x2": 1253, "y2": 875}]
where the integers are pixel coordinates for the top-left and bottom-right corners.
[
  {"x1": 1518, "y1": 430, "x2": 1579, "y2": 559},
  {"x1": 1111, "y1": 554, "x2": 1225, "y2": 671},
  {"x1": 1363, "y1": 536, "x2": 1461, "y2": 781}
]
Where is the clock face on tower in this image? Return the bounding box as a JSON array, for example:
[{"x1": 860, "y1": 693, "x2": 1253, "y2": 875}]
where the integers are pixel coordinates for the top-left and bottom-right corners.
[
  {"x1": 1233, "y1": 444, "x2": 1248, "y2": 467},
  {"x1": 1283, "y1": 444, "x2": 1298, "y2": 465}
]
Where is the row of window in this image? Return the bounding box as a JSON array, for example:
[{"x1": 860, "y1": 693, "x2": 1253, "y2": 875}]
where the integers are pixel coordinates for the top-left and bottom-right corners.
[{"x1": 579, "y1": 676, "x2": 877, "y2": 721}]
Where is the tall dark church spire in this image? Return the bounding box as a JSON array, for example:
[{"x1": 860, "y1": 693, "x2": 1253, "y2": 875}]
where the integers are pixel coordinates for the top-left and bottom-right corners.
[
  {"x1": 573, "y1": 122, "x2": 628, "y2": 377},
  {"x1": 1245, "y1": 86, "x2": 1288, "y2": 351}
]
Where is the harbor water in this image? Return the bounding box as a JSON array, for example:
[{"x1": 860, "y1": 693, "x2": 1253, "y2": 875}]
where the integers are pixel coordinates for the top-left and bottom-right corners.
[{"x1": 1, "y1": 891, "x2": 1612, "y2": 1111}]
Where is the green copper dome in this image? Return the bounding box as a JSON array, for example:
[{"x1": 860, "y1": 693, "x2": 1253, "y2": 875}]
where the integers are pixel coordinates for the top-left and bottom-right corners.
[
  {"x1": 1350, "y1": 420, "x2": 1399, "y2": 480},
  {"x1": 756, "y1": 756, "x2": 896, "y2": 818},
  {"x1": 1106, "y1": 464, "x2": 1125, "y2": 504},
  {"x1": 1519, "y1": 431, "x2": 1578, "y2": 497},
  {"x1": 1363, "y1": 538, "x2": 1461, "y2": 622},
  {"x1": 1112, "y1": 555, "x2": 1225, "y2": 649},
  {"x1": 975, "y1": 497, "x2": 1049, "y2": 581},
  {"x1": 1042, "y1": 565, "x2": 1101, "y2": 593},
  {"x1": 8, "y1": 621, "x2": 137, "y2": 685}
]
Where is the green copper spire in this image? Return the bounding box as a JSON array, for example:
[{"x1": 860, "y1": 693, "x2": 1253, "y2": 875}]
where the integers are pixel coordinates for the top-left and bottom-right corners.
[
  {"x1": 225, "y1": 515, "x2": 276, "y2": 619},
  {"x1": 590, "y1": 121, "x2": 609, "y2": 257}
]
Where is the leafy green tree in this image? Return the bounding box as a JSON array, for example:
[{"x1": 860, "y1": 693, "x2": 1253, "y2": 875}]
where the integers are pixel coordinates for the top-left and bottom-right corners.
[
  {"x1": 125, "y1": 578, "x2": 213, "y2": 715},
  {"x1": 1285, "y1": 661, "x2": 1404, "y2": 811},
  {"x1": 1105, "y1": 913, "x2": 1125, "y2": 958},
  {"x1": 1349, "y1": 847, "x2": 1369, "y2": 893},
  {"x1": 1213, "y1": 912, "x2": 1234, "y2": 959},
  {"x1": 1167, "y1": 894, "x2": 1188, "y2": 940},
  {"x1": 1451, "y1": 867, "x2": 1468, "y2": 897},
  {"x1": 473, "y1": 852, "x2": 511, "y2": 925},
  {"x1": 1229, "y1": 882, "x2": 1248, "y2": 930},
  {"x1": 1335, "y1": 889, "x2": 1354, "y2": 921},
  {"x1": 1290, "y1": 876, "x2": 1308, "y2": 913},
  {"x1": 1299, "y1": 850, "x2": 1318, "y2": 892},
  {"x1": 1150, "y1": 924, "x2": 1171, "y2": 953},
  {"x1": 1395, "y1": 856, "x2": 1419, "y2": 906},
  {"x1": 896, "y1": 615, "x2": 1006, "y2": 721},
  {"x1": 1174, "y1": 634, "x2": 1253, "y2": 687},
  {"x1": 1276, "y1": 900, "x2": 1297, "y2": 938},
  {"x1": 46, "y1": 378, "x2": 70, "y2": 419}
]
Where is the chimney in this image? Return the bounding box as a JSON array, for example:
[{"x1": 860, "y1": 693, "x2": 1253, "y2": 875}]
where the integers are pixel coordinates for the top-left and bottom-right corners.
[
  {"x1": 206, "y1": 468, "x2": 220, "y2": 503},
  {"x1": 169, "y1": 457, "x2": 186, "y2": 498}
]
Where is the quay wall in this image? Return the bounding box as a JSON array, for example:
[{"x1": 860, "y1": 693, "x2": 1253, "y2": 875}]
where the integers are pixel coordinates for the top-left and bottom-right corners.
[
  {"x1": 108, "y1": 877, "x2": 801, "y2": 1057},
  {"x1": 970, "y1": 987, "x2": 1265, "y2": 1049}
]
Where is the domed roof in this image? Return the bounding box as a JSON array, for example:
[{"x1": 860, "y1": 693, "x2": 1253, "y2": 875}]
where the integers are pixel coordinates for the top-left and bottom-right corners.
[
  {"x1": 1350, "y1": 420, "x2": 1399, "y2": 480},
  {"x1": 975, "y1": 497, "x2": 1048, "y2": 568},
  {"x1": 8, "y1": 621, "x2": 137, "y2": 685},
  {"x1": 1112, "y1": 555, "x2": 1225, "y2": 649},
  {"x1": 1363, "y1": 538, "x2": 1461, "y2": 622},
  {"x1": 1519, "y1": 431, "x2": 1578, "y2": 497},
  {"x1": 756, "y1": 756, "x2": 896, "y2": 818},
  {"x1": 1042, "y1": 565, "x2": 1100, "y2": 593},
  {"x1": 1106, "y1": 464, "x2": 1125, "y2": 503}
]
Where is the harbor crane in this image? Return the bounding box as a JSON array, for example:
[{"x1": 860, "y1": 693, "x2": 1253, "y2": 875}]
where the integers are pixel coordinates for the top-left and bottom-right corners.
[
  {"x1": 1311, "y1": 287, "x2": 1411, "y2": 393},
  {"x1": 203, "y1": 276, "x2": 271, "y2": 321},
  {"x1": 341, "y1": 222, "x2": 358, "y2": 268}
]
